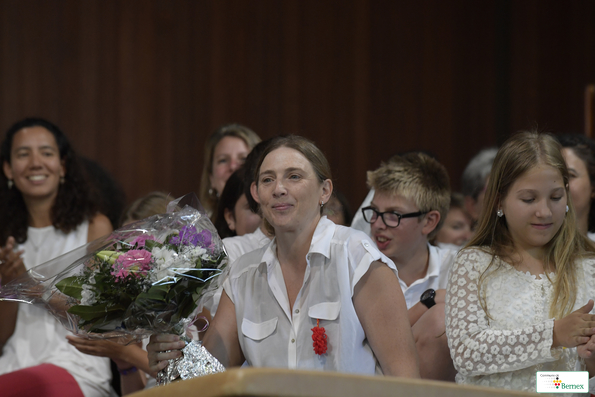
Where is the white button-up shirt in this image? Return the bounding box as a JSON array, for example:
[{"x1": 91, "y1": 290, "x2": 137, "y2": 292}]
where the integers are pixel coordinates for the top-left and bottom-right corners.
[
  {"x1": 223, "y1": 227, "x2": 272, "y2": 264},
  {"x1": 223, "y1": 216, "x2": 397, "y2": 374}
]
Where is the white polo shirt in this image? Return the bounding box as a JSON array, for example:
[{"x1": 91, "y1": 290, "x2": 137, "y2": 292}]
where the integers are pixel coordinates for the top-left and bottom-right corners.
[
  {"x1": 223, "y1": 216, "x2": 397, "y2": 374},
  {"x1": 399, "y1": 243, "x2": 456, "y2": 309}
]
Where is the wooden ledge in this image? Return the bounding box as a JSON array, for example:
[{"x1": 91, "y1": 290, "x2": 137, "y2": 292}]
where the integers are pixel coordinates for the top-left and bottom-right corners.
[{"x1": 129, "y1": 367, "x2": 535, "y2": 397}]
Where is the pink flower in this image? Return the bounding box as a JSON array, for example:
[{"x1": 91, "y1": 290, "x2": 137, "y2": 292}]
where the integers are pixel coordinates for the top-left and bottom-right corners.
[
  {"x1": 130, "y1": 235, "x2": 155, "y2": 248},
  {"x1": 111, "y1": 250, "x2": 152, "y2": 281}
]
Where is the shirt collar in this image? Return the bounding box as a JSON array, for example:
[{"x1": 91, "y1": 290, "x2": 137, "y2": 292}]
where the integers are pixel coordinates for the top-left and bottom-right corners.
[
  {"x1": 253, "y1": 226, "x2": 271, "y2": 243},
  {"x1": 261, "y1": 216, "x2": 336, "y2": 267},
  {"x1": 308, "y1": 216, "x2": 335, "y2": 259}
]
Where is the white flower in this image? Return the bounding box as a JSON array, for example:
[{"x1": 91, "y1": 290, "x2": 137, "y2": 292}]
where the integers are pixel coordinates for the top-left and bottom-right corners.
[
  {"x1": 200, "y1": 253, "x2": 209, "y2": 261},
  {"x1": 151, "y1": 246, "x2": 177, "y2": 281},
  {"x1": 81, "y1": 284, "x2": 97, "y2": 305},
  {"x1": 88, "y1": 269, "x2": 99, "y2": 285},
  {"x1": 185, "y1": 245, "x2": 206, "y2": 259}
]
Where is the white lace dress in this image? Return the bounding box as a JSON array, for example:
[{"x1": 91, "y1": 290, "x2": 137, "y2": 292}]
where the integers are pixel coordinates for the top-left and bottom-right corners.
[{"x1": 446, "y1": 247, "x2": 595, "y2": 393}]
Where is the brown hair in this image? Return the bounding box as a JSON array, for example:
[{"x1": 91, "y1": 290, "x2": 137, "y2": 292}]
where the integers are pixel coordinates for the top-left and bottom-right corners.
[
  {"x1": 467, "y1": 131, "x2": 595, "y2": 319},
  {"x1": 198, "y1": 124, "x2": 260, "y2": 216},
  {"x1": 367, "y1": 152, "x2": 451, "y2": 240}
]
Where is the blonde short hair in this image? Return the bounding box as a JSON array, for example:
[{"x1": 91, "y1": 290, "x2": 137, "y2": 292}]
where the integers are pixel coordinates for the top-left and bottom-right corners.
[{"x1": 367, "y1": 152, "x2": 450, "y2": 239}]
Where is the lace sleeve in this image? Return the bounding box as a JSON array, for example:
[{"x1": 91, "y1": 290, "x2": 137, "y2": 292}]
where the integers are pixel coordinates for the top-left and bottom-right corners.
[{"x1": 446, "y1": 249, "x2": 561, "y2": 377}]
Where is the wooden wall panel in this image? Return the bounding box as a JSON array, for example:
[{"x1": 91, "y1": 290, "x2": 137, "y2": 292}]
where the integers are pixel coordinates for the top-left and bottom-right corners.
[
  {"x1": 0, "y1": 0, "x2": 593, "y2": 215},
  {"x1": 509, "y1": 0, "x2": 595, "y2": 135}
]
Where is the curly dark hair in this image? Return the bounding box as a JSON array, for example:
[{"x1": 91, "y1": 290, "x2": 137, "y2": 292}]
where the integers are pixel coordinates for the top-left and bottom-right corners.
[{"x1": 0, "y1": 118, "x2": 99, "y2": 243}]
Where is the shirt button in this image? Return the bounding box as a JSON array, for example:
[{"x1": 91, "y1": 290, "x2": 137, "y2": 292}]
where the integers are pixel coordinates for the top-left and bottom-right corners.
[
  {"x1": 291, "y1": 339, "x2": 295, "y2": 343},
  {"x1": 363, "y1": 241, "x2": 369, "y2": 247},
  {"x1": 295, "y1": 309, "x2": 299, "y2": 314}
]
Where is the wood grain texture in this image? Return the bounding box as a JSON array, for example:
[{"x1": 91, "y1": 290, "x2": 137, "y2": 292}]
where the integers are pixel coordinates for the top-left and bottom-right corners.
[{"x1": 0, "y1": 0, "x2": 593, "y2": 212}]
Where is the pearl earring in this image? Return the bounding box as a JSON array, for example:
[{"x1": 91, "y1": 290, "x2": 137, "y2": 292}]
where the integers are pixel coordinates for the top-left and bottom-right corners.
[
  {"x1": 320, "y1": 201, "x2": 324, "y2": 209},
  {"x1": 566, "y1": 205, "x2": 569, "y2": 213},
  {"x1": 497, "y1": 209, "x2": 503, "y2": 217},
  {"x1": 7, "y1": 179, "x2": 13, "y2": 189}
]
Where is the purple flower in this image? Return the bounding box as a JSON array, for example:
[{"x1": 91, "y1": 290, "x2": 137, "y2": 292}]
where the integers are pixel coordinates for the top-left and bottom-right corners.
[
  {"x1": 169, "y1": 226, "x2": 212, "y2": 248},
  {"x1": 195, "y1": 230, "x2": 212, "y2": 247}
]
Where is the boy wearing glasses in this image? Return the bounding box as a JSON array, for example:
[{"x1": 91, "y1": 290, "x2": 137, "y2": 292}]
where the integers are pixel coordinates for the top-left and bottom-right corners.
[{"x1": 363, "y1": 152, "x2": 456, "y2": 381}]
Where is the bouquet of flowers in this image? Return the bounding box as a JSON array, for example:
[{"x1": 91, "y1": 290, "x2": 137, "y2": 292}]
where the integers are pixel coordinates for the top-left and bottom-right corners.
[{"x1": 0, "y1": 194, "x2": 227, "y2": 384}]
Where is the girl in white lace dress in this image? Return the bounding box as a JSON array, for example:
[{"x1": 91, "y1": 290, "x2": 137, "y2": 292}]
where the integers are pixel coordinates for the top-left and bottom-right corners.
[{"x1": 446, "y1": 131, "x2": 595, "y2": 393}]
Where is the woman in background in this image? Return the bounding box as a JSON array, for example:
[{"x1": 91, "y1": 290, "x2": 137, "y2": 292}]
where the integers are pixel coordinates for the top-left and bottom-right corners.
[
  {"x1": 557, "y1": 134, "x2": 595, "y2": 240},
  {"x1": 0, "y1": 118, "x2": 113, "y2": 397},
  {"x1": 198, "y1": 124, "x2": 260, "y2": 217}
]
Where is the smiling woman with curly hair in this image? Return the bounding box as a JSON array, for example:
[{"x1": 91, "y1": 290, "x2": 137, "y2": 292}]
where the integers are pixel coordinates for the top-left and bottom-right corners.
[{"x1": 0, "y1": 117, "x2": 113, "y2": 397}]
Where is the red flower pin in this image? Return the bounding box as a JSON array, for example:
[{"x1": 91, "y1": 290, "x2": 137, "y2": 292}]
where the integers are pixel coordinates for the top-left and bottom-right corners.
[{"x1": 311, "y1": 319, "x2": 328, "y2": 355}]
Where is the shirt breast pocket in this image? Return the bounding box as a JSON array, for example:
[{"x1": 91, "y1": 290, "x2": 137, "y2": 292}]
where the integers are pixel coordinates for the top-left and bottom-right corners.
[
  {"x1": 308, "y1": 301, "x2": 341, "y2": 321},
  {"x1": 241, "y1": 317, "x2": 278, "y2": 341}
]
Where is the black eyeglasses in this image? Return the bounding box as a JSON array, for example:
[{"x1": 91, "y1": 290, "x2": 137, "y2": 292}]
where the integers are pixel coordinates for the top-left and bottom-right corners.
[{"x1": 361, "y1": 206, "x2": 427, "y2": 228}]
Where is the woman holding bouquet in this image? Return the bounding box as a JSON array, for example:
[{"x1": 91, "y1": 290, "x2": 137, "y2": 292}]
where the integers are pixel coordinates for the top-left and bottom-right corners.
[
  {"x1": 0, "y1": 118, "x2": 113, "y2": 397},
  {"x1": 149, "y1": 135, "x2": 420, "y2": 377}
]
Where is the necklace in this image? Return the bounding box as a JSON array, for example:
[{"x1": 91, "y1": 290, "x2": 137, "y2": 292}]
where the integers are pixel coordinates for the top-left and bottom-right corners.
[
  {"x1": 26, "y1": 229, "x2": 48, "y2": 253},
  {"x1": 26, "y1": 236, "x2": 42, "y2": 252}
]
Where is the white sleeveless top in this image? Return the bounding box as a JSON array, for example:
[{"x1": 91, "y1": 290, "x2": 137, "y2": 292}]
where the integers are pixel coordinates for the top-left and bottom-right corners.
[
  {"x1": 0, "y1": 222, "x2": 111, "y2": 397},
  {"x1": 224, "y1": 217, "x2": 396, "y2": 374}
]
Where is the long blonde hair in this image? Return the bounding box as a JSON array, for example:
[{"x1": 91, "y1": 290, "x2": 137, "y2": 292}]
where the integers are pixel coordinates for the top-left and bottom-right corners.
[
  {"x1": 198, "y1": 124, "x2": 261, "y2": 216},
  {"x1": 467, "y1": 131, "x2": 595, "y2": 319}
]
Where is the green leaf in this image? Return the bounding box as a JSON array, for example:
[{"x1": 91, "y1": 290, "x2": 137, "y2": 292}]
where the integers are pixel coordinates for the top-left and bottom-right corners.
[
  {"x1": 68, "y1": 302, "x2": 126, "y2": 321},
  {"x1": 136, "y1": 284, "x2": 169, "y2": 302},
  {"x1": 144, "y1": 240, "x2": 162, "y2": 250},
  {"x1": 79, "y1": 309, "x2": 128, "y2": 333},
  {"x1": 55, "y1": 276, "x2": 84, "y2": 300},
  {"x1": 178, "y1": 294, "x2": 198, "y2": 319}
]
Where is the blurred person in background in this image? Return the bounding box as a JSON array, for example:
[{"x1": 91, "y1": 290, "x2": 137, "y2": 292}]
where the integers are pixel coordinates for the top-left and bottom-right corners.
[
  {"x1": 322, "y1": 189, "x2": 352, "y2": 226},
  {"x1": 460, "y1": 147, "x2": 498, "y2": 225},
  {"x1": 198, "y1": 124, "x2": 260, "y2": 218},
  {"x1": 214, "y1": 169, "x2": 261, "y2": 239},
  {"x1": 432, "y1": 192, "x2": 473, "y2": 250},
  {"x1": 557, "y1": 134, "x2": 595, "y2": 240},
  {"x1": 79, "y1": 156, "x2": 126, "y2": 230}
]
